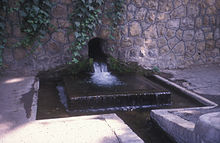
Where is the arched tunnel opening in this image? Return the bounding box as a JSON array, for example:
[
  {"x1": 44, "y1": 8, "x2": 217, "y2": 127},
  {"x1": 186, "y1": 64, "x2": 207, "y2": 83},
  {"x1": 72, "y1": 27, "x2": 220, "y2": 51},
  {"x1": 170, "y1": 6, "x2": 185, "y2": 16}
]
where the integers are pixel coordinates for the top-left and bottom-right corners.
[{"x1": 88, "y1": 38, "x2": 107, "y2": 63}]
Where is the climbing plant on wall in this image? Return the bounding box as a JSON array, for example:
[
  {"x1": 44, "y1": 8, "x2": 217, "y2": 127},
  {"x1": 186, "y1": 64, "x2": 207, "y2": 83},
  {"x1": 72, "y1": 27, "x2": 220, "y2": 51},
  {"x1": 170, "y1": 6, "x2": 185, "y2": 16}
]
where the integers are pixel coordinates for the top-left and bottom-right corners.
[
  {"x1": 106, "y1": 0, "x2": 124, "y2": 40},
  {"x1": 0, "y1": 0, "x2": 9, "y2": 67},
  {"x1": 16, "y1": 0, "x2": 53, "y2": 50},
  {"x1": 69, "y1": 0, "x2": 104, "y2": 63},
  {"x1": 69, "y1": 0, "x2": 125, "y2": 63},
  {"x1": 0, "y1": 0, "x2": 124, "y2": 68}
]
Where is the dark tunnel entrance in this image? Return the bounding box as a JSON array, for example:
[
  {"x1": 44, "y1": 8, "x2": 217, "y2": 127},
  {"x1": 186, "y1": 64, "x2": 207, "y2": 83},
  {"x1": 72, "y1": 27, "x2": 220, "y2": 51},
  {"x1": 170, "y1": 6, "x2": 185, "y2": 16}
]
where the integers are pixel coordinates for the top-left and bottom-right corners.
[{"x1": 88, "y1": 38, "x2": 107, "y2": 63}]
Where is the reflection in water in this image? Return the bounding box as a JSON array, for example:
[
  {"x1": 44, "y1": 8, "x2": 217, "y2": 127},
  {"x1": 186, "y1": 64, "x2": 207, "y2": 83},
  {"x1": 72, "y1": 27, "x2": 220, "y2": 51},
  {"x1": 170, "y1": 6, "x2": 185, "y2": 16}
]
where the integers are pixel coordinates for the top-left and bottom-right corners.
[
  {"x1": 56, "y1": 85, "x2": 68, "y2": 110},
  {"x1": 90, "y1": 62, "x2": 122, "y2": 86}
]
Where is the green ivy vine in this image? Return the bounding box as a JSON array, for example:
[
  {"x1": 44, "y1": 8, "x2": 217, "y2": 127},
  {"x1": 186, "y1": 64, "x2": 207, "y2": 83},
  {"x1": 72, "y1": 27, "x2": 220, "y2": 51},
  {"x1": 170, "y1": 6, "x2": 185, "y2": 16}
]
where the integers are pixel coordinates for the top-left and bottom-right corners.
[
  {"x1": 0, "y1": 0, "x2": 9, "y2": 67},
  {"x1": 69, "y1": 0, "x2": 104, "y2": 63},
  {"x1": 0, "y1": 0, "x2": 125, "y2": 68},
  {"x1": 16, "y1": 0, "x2": 53, "y2": 49},
  {"x1": 106, "y1": 0, "x2": 124, "y2": 40},
  {"x1": 69, "y1": 0, "x2": 125, "y2": 63}
]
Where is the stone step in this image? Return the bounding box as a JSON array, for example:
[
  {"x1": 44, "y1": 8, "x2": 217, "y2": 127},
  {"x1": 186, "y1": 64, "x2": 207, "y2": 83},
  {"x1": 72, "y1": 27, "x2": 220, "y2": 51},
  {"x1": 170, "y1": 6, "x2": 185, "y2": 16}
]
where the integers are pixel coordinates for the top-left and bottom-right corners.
[{"x1": 67, "y1": 92, "x2": 171, "y2": 111}]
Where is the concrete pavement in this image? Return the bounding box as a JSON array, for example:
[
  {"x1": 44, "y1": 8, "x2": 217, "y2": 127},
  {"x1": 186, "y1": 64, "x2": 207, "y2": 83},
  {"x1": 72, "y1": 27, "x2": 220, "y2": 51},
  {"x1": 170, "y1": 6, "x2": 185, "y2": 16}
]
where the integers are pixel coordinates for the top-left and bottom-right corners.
[
  {"x1": 0, "y1": 76, "x2": 38, "y2": 136},
  {"x1": 0, "y1": 114, "x2": 144, "y2": 143},
  {"x1": 161, "y1": 63, "x2": 220, "y2": 104}
]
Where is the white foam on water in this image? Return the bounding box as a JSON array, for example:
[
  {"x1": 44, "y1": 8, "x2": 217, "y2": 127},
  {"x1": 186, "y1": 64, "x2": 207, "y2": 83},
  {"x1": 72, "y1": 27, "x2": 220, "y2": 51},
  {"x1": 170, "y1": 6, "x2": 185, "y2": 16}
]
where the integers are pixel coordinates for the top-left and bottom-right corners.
[{"x1": 90, "y1": 62, "x2": 122, "y2": 86}]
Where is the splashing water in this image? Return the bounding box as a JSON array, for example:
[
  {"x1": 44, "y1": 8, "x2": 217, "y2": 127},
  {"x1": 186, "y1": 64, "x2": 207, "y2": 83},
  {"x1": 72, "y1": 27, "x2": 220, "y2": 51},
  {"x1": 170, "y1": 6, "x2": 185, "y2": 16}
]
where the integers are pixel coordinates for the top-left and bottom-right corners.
[{"x1": 90, "y1": 62, "x2": 122, "y2": 86}]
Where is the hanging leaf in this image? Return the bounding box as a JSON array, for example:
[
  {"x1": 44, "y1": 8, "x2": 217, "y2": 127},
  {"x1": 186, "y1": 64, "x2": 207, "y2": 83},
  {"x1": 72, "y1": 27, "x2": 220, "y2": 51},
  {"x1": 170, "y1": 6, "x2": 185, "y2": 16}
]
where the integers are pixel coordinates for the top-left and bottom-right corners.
[
  {"x1": 32, "y1": 5, "x2": 40, "y2": 14},
  {"x1": 0, "y1": 45, "x2": 4, "y2": 49},
  {"x1": 77, "y1": 13, "x2": 83, "y2": 18},
  {"x1": 32, "y1": 24, "x2": 37, "y2": 31},
  {"x1": 33, "y1": 0, "x2": 39, "y2": 5},
  {"x1": 88, "y1": 5, "x2": 94, "y2": 11},
  {"x1": 19, "y1": 10, "x2": 27, "y2": 17},
  {"x1": 96, "y1": 0, "x2": 103, "y2": 6},
  {"x1": 73, "y1": 51, "x2": 80, "y2": 56},
  {"x1": 92, "y1": 32, "x2": 96, "y2": 37},
  {"x1": 39, "y1": 30, "x2": 46, "y2": 35},
  {"x1": 74, "y1": 21, "x2": 80, "y2": 27},
  {"x1": 74, "y1": 32, "x2": 80, "y2": 38},
  {"x1": 88, "y1": 0, "x2": 92, "y2": 4},
  {"x1": 72, "y1": 58, "x2": 79, "y2": 63},
  {"x1": 15, "y1": 0, "x2": 53, "y2": 51}
]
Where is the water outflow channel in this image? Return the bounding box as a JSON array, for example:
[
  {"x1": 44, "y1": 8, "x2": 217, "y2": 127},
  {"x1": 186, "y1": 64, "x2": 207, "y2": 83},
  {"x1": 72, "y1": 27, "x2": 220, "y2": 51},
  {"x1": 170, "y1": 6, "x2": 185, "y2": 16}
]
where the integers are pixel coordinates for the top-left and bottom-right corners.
[
  {"x1": 55, "y1": 62, "x2": 171, "y2": 112},
  {"x1": 37, "y1": 62, "x2": 203, "y2": 143}
]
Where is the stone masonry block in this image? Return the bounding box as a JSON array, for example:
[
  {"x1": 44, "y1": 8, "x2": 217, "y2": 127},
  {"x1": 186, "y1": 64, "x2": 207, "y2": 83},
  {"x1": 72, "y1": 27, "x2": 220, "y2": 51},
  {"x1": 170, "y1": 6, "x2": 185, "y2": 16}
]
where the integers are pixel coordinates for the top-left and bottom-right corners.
[
  {"x1": 186, "y1": 4, "x2": 199, "y2": 17},
  {"x1": 183, "y1": 30, "x2": 194, "y2": 41},
  {"x1": 52, "y1": 30, "x2": 67, "y2": 44},
  {"x1": 45, "y1": 40, "x2": 62, "y2": 55},
  {"x1": 166, "y1": 19, "x2": 180, "y2": 29},
  {"x1": 135, "y1": 8, "x2": 147, "y2": 21},
  {"x1": 14, "y1": 48, "x2": 26, "y2": 61},
  {"x1": 143, "y1": 0, "x2": 158, "y2": 10},
  {"x1": 172, "y1": 41, "x2": 185, "y2": 55},
  {"x1": 170, "y1": 5, "x2": 186, "y2": 19},
  {"x1": 129, "y1": 21, "x2": 142, "y2": 36},
  {"x1": 157, "y1": 37, "x2": 167, "y2": 48},
  {"x1": 168, "y1": 37, "x2": 179, "y2": 48},
  {"x1": 144, "y1": 25, "x2": 157, "y2": 39},
  {"x1": 52, "y1": 4, "x2": 67, "y2": 18},
  {"x1": 133, "y1": 0, "x2": 144, "y2": 7},
  {"x1": 180, "y1": 17, "x2": 194, "y2": 30},
  {"x1": 158, "y1": 0, "x2": 173, "y2": 12},
  {"x1": 195, "y1": 30, "x2": 204, "y2": 41}
]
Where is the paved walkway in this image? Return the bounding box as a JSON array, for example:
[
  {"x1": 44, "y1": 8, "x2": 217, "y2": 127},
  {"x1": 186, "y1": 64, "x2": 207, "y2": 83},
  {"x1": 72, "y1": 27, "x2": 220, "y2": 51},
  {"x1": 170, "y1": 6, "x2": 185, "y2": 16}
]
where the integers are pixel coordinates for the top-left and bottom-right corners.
[
  {"x1": 0, "y1": 76, "x2": 38, "y2": 136},
  {"x1": 161, "y1": 63, "x2": 220, "y2": 104},
  {"x1": 0, "y1": 76, "x2": 143, "y2": 143},
  {"x1": 0, "y1": 114, "x2": 143, "y2": 143}
]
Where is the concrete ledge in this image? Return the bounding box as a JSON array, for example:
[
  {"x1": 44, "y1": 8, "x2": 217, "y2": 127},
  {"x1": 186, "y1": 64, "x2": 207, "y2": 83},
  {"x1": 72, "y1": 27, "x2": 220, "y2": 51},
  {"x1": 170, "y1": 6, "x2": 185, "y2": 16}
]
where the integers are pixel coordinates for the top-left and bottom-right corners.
[
  {"x1": 151, "y1": 75, "x2": 219, "y2": 143},
  {"x1": 151, "y1": 109, "x2": 194, "y2": 143},
  {"x1": 194, "y1": 112, "x2": 220, "y2": 143},
  {"x1": 29, "y1": 77, "x2": 39, "y2": 121},
  {"x1": 151, "y1": 106, "x2": 218, "y2": 143},
  {"x1": 102, "y1": 114, "x2": 144, "y2": 143},
  {"x1": 153, "y1": 75, "x2": 217, "y2": 106},
  {"x1": 0, "y1": 114, "x2": 144, "y2": 143}
]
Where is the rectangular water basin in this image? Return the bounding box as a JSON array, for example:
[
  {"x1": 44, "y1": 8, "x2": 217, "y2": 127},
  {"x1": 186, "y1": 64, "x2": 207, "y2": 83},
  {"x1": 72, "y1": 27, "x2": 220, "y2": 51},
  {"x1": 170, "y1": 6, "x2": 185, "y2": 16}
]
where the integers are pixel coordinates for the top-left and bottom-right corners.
[{"x1": 63, "y1": 73, "x2": 171, "y2": 111}]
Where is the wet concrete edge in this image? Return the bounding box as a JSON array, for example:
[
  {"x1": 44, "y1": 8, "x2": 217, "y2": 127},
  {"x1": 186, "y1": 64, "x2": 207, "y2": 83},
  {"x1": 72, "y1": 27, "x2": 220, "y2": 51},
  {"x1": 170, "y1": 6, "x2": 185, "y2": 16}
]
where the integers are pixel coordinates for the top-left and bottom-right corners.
[
  {"x1": 102, "y1": 113, "x2": 144, "y2": 143},
  {"x1": 152, "y1": 75, "x2": 217, "y2": 106},
  {"x1": 27, "y1": 77, "x2": 39, "y2": 121}
]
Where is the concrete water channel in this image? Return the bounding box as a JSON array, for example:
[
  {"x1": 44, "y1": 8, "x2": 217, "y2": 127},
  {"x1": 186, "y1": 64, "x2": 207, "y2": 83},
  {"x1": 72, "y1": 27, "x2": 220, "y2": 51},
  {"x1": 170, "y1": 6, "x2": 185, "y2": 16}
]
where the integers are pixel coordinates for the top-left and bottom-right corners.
[
  {"x1": 1, "y1": 61, "x2": 218, "y2": 143},
  {"x1": 37, "y1": 72, "x2": 203, "y2": 143},
  {"x1": 1, "y1": 65, "x2": 218, "y2": 143}
]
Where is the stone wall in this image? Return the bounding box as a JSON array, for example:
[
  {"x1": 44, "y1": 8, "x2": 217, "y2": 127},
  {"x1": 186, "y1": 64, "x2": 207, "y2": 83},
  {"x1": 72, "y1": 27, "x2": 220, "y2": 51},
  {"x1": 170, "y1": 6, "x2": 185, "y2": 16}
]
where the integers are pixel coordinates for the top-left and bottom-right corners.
[
  {"x1": 2, "y1": 0, "x2": 220, "y2": 75},
  {"x1": 2, "y1": 0, "x2": 74, "y2": 75},
  {"x1": 109, "y1": 0, "x2": 220, "y2": 69}
]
